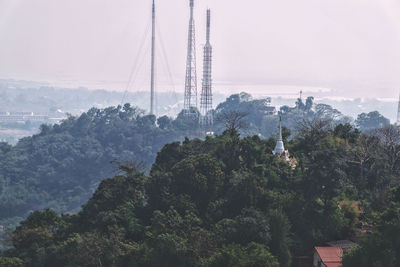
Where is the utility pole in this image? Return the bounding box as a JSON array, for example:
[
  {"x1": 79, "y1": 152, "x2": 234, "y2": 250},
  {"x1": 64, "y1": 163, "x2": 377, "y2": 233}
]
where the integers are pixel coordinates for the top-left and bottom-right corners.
[
  {"x1": 150, "y1": 0, "x2": 156, "y2": 115},
  {"x1": 397, "y1": 93, "x2": 400, "y2": 125}
]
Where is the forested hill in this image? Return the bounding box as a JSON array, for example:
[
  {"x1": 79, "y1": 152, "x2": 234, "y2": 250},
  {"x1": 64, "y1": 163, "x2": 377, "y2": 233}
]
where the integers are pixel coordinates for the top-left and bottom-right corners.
[
  {"x1": 0, "y1": 93, "x2": 391, "y2": 229},
  {"x1": 0, "y1": 104, "x2": 194, "y2": 227},
  {"x1": 1, "y1": 123, "x2": 399, "y2": 266}
]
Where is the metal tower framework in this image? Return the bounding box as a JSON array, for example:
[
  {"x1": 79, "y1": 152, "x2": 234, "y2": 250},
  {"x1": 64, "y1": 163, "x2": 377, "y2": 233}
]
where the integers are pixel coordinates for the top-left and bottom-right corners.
[
  {"x1": 397, "y1": 93, "x2": 400, "y2": 125},
  {"x1": 184, "y1": 0, "x2": 198, "y2": 115},
  {"x1": 200, "y1": 9, "x2": 213, "y2": 126},
  {"x1": 150, "y1": 0, "x2": 156, "y2": 115}
]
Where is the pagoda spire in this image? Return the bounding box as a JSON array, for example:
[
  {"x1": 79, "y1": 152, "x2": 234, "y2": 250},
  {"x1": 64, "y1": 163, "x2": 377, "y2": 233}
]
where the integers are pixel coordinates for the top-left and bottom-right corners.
[
  {"x1": 273, "y1": 116, "x2": 286, "y2": 155},
  {"x1": 278, "y1": 116, "x2": 283, "y2": 141}
]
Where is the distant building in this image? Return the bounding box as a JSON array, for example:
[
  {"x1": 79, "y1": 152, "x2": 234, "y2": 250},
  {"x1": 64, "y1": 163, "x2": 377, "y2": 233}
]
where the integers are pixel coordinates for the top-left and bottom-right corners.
[
  {"x1": 258, "y1": 97, "x2": 277, "y2": 116},
  {"x1": 264, "y1": 106, "x2": 278, "y2": 116},
  {"x1": 313, "y1": 247, "x2": 343, "y2": 267},
  {"x1": 0, "y1": 113, "x2": 48, "y2": 122},
  {"x1": 0, "y1": 111, "x2": 65, "y2": 123}
]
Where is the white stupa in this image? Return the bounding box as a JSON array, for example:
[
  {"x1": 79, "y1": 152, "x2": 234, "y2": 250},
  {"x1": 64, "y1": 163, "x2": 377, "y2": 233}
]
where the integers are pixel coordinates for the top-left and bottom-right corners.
[{"x1": 273, "y1": 117, "x2": 289, "y2": 159}]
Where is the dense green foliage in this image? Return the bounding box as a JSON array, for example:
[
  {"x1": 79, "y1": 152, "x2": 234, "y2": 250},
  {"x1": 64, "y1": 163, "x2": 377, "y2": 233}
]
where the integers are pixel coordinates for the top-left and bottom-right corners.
[
  {"x1": 355, "y1": 111, "x2": 391, "y2": 132},
  {"x1": 342, "y1": 187, "x2": 400, "y2": 267},
  {"x1": 0, "y1": 81, "x2": 203, "y2": 145},
  {"x1": 2, "y1": 119, "x2": 399, "y2": 266},
  {"x1": 0, "y1": 103, "x2": 208, "y2": 227},
  {"x1": 0, "y1": 93, "x2": 297, "y2": 226}
]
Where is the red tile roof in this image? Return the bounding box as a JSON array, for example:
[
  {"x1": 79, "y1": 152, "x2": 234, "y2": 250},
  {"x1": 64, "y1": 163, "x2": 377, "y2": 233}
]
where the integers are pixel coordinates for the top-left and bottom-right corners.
[{"x1": 315, "y1": 246, "x2": 343, "y2": 264}]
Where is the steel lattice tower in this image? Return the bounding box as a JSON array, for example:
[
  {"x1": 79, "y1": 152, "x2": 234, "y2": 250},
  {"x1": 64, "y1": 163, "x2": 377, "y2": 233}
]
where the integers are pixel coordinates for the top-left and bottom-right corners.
[
  {"x1": 200, "y1": 9, "x2": 213, "y2": 126},
  {"x1": 397, "y1": 93, "x2": 400, "y2": 125},
  {"x1": 184, "y1": 0, "x2": 198, "y2": 116}
]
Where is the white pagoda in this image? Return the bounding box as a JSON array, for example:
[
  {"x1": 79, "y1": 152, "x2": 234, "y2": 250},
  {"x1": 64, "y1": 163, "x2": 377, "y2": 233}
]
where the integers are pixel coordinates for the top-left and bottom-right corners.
[{"x1": 273, "y1": 117, "x2": 290, "y2": 160}]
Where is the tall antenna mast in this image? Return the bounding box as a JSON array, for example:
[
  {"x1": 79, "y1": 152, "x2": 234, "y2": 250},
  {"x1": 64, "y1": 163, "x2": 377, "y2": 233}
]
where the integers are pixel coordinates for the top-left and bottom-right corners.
[
  {"x1": 184, "y1": 0, "x2": 198, "y2": 116},
  {"x1": 397, "y1": 93, "x2": 400, "y2": 125},
  {"x1": 150, "y1": 0, "x2": 156, "y2": 115},
  {"x1": 200, "y1": 9, "x2": 213, "y2": 126}
]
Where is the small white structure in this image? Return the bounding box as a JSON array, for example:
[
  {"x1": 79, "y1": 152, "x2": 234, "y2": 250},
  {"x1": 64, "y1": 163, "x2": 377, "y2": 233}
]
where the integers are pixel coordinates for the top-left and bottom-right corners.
[{"x1": 273, "y1": 117, "x2": 290, "y2": 160}]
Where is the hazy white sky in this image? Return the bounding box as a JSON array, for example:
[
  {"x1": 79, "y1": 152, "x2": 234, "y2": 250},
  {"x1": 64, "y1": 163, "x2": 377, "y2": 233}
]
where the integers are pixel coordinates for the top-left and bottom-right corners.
[{"x1": 0, "y1": 0, "x2": 399, "y2": 98}]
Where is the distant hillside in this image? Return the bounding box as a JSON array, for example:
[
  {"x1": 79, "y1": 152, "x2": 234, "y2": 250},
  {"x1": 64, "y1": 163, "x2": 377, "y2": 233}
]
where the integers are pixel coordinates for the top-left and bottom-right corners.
[
  {"x1": 0, "y1": 80, "x2": 228, "y2": 144},
  {"x1": 0, "y1": 80, "x2": 396, "y2": 146},
  {"x1": 0, "y1": 79, "x2": 182, "y2": 116},
  {"x1": 0, "y1": 92, "x2": 391, "y2": 233}
]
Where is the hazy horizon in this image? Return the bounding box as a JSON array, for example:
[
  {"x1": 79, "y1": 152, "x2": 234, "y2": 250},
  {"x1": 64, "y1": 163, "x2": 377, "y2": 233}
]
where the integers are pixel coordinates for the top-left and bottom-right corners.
[{"x1": 0, "y1": 0, "x2": 399, "y2": 99}]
